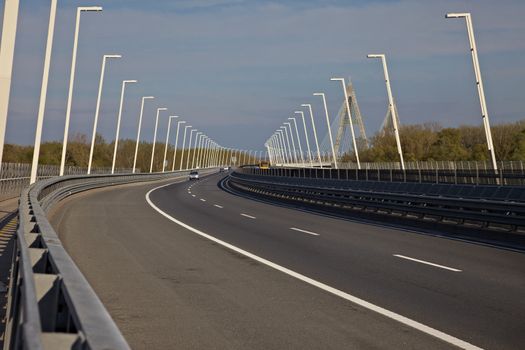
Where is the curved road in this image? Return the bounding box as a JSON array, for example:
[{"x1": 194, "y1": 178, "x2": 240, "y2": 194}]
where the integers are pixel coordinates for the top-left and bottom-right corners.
[{"x1": 49, "y1": 172, "x2": 525, "y2": 349}]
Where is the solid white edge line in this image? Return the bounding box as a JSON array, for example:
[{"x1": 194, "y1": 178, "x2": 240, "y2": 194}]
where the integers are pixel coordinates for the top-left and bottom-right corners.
[
  {"x1": 240, "y1": 213, "x2": 256, "y2": 219},
  {"x1": 214, "y1": 204, "x2": 223, "y2": 208},
  {"x1": 393, "y1": 254, "x2": 462, "y2": 272},
  {"x1": 145, "y1": 182, "x2": 481, "y2": 350},
  {"x1": 290, "y1": 227, "x2": 320, "y2": 236}
]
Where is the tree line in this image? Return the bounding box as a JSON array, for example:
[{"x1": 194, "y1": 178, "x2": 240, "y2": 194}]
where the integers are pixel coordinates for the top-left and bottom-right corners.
[
  {"x1": 3, "y1": 119, "x2": 524, "y2": 169},
  {"x1": 2, "y1": 133, "x2": 244, "y2": 172},
  {"x1": 345, "y1": 119, "x2": 525, "y2": 163}
]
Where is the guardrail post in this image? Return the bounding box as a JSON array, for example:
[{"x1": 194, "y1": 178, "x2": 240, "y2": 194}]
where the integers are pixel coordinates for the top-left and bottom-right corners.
[{"x1": 436, "y1": 168, "x2": 439, "y2": 184}]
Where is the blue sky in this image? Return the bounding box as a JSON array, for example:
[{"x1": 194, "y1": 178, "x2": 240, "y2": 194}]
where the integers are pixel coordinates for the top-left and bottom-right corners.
[{"x1": 2, "y1": 0, "x2": 525, "y2": 152}]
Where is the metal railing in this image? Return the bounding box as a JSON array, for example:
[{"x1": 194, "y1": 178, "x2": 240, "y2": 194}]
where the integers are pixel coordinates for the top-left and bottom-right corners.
[
  {"x1": 228, "y1": 171, "x2": 525, "y2": 235},
  {"x1": 5, "y1": 168, "x2": 214, "y2": 349},
  {"x1": 0, "y1": 163, "x2": 135, "y2": 202},
  {"x1": 241, "y1": 166, "x2": 525, "y2": 186}
]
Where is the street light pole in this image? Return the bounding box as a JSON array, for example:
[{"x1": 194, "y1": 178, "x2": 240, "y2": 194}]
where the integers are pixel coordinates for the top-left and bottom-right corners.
[
  {"x1": 367, "y1": 54, "x2": 405, "y2": 170},
  {"x1": 196, "y1": 134, "x2": 205, "y2": 167},
  {"x1": 163, "y1": 116, "x2": 178, "y2": 172},
  {"x1": 180, "y1": 125, "x2": 192, "y2": 170},
  {"x1": 277, "y1": 130, "x2": 288, "y2": 164},
  {"x1": 284, "y1": 122, "x2": 298, "y2": 165},
  {"x1": 191, "y1": 131, "x2": 202, "y2": 169},
  {"x1": 112, "y1": 79, "x2": 137, "y2": 174},
  {"x1": 446, "y1": 12, "x2": 497, "y2": 171},
  {"x1": 133, "y1": 96, "x2": 154, "y2": 173},
  {"x1": 60, "y1": 6, "x2": 102, "y2": 176},
  {"x1": 30, "y1": 0, "x2": 58, "y2": 184},
  {"x1": 0, "y1": 0, "x2": 20, "y2": 167},
  {"x1": 302, "y1": 103, "x2": 322, "y2": 167},
  {"x1": 294, "y1": 111, "x2": 312, "y2": 167},
  {"x1": 150, "y1": 107, "x2": 167, "y2": 173},
  {"x1": 288, "y1": 117, "x2": 305, "y2": 167},
  {"x1": 171, "y1": 119, "x2": 184, "y2": 171},
  {"x1": 186, "y1": 129, "x2": 197, "y2": 169},
  {"x1": 87, "y1": 54, "x2": 121, "y2": 175},
  {"x1": 331, "y1": 77, "x2": 360, "y2": 169},
  {"x1": 313, "y1": 93, "x2": 337, "y2": 169},
  {"x1": 281, "y1": 126, "x2": 294, "y2": 165}
]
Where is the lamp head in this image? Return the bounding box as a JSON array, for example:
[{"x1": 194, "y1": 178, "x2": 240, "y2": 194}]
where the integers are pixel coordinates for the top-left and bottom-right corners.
[
  {"x1": 313, "y1": 92, "x2": 325, "y2": 97},
  {"x1": 104, "y1": 54, "x2": 122, "y2": 59},
  {"x1": 124, "y1": 79, "x2": 137, "y2": 84},
  {"x1": 330, "y1": 77, "x2": 344, "y2": 82},
  {"x1": 143, "y1": 96, "x2": 154, "y2": 100},
  {"x1": 446, "y1": 12, "x2": 469, "y2": 18},
  {"x1": 79, "y1": 6, "x2": 103, "y2": 12},
  {"x1": 367, "y1": 54, "x2": 383, "y2": 59}
]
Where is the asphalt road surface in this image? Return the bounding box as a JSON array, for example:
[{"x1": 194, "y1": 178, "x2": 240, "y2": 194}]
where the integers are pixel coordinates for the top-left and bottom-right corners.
[{"x1": 49, "y1": 171, "x2": 525, "y2": 349}]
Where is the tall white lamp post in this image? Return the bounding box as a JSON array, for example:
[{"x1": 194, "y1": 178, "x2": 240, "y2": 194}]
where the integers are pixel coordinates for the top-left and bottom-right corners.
[
  {"x1": 132, "y1": 96, "x2": 154, "y2": 173},
  {"x1": 313, "y1": 93, "x2": 337, "y2": 169},
  {"x1": 30, "y1": 0, "x2": 58, "y2": 184},
  {"x1": 149, "y1": 107, "x2": 167, "y2": 173},
  {"x1": 367, "y1": 54, "x2": 405, "y2": 170},
  {"x1": 111, "y1": 79, "x2": 137, "y2": 174},
  {"x1": 288, "y1": 117, "x2": 304, "y2": 166},
  {"x1": 446, "y1": 13, "x2": 497, "y2": 171},
  {"x1": 294, "y1": 111, "x2": 312, "y2": 167},
  {"x1": 163, "y1": 115, "x2": 178, "y2": 172},
  {"x1": 87, "y1": 54, "x2": 121, "y2": 175},
  {"x1": 180, "y1": 125, "x2": 192, "y2": 170},
  {"x1": 301, "y1": 103, "x2": 322, "y2": 167},
  {"x1": 191, "y1": 131, "x2": 202, "y2": 169},
  {"x1": 60, "y1": 6, "x2": 102, "y2": 176},
  {"x1": 171, "y1": 119, "x2": 184, "y2": 171},
  {"x1": 331, "y1": 77, "x2": 360, "y2": 169}
]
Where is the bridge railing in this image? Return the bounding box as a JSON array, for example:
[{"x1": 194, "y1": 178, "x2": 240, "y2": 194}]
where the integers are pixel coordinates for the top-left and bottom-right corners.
[
  {"x1": 4, "y1": 169, "x2": 204, "y2": 350},
  {"x1": 241, "y1": 166, "x2": 525, "y2": 186},
  {"x1": 0, "y1": 162, "x2": 135, "y2": 202},
  {"x1": 228, "y1": 171, "x2": 525, "y2": 244}
]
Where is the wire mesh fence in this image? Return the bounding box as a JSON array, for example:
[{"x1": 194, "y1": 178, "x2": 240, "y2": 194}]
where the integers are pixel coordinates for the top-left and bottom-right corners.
[{"x1": 0, "y1": 163, "x2": 135, "y2": 201}]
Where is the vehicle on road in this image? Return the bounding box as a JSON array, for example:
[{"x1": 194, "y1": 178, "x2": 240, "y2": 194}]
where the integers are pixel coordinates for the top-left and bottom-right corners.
[
  {"x1": 219, "y1": 166, "x2": 230, "y2": 172},
  {"x1": 189, "y1": 171, "x2": 199, "y2": 180}
]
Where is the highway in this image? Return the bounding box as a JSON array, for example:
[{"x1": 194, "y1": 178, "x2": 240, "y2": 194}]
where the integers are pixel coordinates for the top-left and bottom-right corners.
[{"x1": 48, "y1": 172, "x2": 525, "y2": 349}]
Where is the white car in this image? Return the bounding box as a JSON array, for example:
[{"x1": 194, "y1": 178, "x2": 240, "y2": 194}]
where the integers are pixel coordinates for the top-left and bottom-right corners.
[{"x1": 189, "y1": 171, "x2": 199, "y2": 180}]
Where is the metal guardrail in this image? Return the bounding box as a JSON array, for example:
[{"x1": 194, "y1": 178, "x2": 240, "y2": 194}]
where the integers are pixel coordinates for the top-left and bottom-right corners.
[
  {"x1": 4, "y1": 169, "x2": 210, "y2": 350},
  {"x1": 241, "y1": 166, "x2": 525, "y2": 186},
  {"x1": 0, "y1": 163, "x2": 135, "y2": 202},
  {"x1": 229, "y1": 171, "x2": 525, "y2": 233}
]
